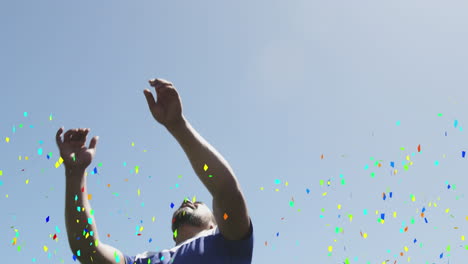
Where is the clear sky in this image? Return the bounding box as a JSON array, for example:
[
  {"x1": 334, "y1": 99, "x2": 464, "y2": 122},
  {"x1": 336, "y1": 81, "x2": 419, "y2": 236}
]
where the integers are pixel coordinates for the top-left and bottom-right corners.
[{"x1": 2, "y1": 0, "x2": 468, "y2": 263}]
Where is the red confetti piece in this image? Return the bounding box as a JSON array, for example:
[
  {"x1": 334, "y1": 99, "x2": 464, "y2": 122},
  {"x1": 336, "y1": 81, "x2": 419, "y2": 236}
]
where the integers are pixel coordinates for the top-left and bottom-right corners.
[
  {"x1": 417, "y1": 144, "x2": 421, "y2": 152},
  {"x1": 81, "y1": 187, "x2": 85, "y2": 192},
  {"x1": 52, "y1": 234, "x2": 57, "y2": 240}
]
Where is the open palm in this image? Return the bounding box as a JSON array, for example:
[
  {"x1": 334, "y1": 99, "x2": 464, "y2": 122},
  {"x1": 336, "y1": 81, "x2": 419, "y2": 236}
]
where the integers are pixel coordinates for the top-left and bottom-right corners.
[
  {"x1": 144, "y1": 78, "x2": 184, "y2": 128},
  {"x1": 56, "y1": 128, "x2": 98, "y2": 169}
]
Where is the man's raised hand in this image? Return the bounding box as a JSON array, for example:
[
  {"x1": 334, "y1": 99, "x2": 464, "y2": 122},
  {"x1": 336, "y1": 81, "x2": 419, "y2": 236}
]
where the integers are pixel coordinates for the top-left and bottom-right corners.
[
  {"x1": 55, "y1": 127, "x2": 98, "y2": 170},
  {"x1": 144, "y1": 78, "x2": 184, "y2": 129}
]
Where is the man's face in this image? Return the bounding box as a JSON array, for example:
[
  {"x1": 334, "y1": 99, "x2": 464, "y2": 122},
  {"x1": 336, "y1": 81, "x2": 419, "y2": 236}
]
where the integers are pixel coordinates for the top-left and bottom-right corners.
[{"x1": 171, "y1": 199, "x2": 214, "y2": 232}]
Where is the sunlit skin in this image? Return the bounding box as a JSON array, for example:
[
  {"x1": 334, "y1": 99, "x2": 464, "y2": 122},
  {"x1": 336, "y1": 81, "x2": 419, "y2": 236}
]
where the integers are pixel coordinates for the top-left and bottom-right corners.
[{"x1": 172, "y1": 200, "x2": 216, "y2": 245}]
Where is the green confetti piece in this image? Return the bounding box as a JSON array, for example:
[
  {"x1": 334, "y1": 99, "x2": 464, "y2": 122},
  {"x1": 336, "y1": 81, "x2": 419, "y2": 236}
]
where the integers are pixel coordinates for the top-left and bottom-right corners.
[
  {"x1": 370, "y1": 172, "x2": 375, "y2": 178},
  {"x1": 320, "y1": 180, "x2": 324, "y2": 185},
  {"x1": 341, "y1": 179, "x2": 345, "y2": 185},
  {"x1": 438, "y1": 113, "x2": 443, "y2": 117},
  {"x1": 447, "y1": 245, "x2": 451, "y2": 252},
  {"x1": 289, "y1": 201, "x2": 294, "y2": 207},
  {"x1": 345, "y1": 258, "x2": 350, "y2": 264},
  {"x1": 17, "y1": 245, "x2": 21, "y2": 252},
  {"x1": 98, "y1": 163, "x2": 103, "y2": 167},
  {"x1": 173, "y1": 229, "x2": 178, "y2": 238},
  {"x1": 114, "y1": 251, "x2": 120, "y2": 262}
]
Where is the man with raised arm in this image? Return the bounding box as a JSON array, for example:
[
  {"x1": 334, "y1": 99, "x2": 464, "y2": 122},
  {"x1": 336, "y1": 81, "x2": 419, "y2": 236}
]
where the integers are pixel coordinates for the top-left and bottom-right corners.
[{"x1": 56, "y1": 78, "x2": 253, "y2": 264}]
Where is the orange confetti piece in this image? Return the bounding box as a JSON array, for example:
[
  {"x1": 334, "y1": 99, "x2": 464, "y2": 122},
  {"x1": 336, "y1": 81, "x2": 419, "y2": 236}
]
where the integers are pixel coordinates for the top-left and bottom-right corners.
[
  {"x1": 417, "y1": 144, "x2": 421, "y2": 152},
  {"x1": 421, "y1": 213, "x2": 425, "y2": 217},
  {"x1": 404, "y1": 226, "x2": 408, "y2": 232},
  {"x1": 320, "y1": 154, "x2": 324, "y2": 159},
  {"x1": 265, "y1": 241, "x2": 268, "y2": 246},
  {"x1": 107, "y1": 234, "x2": 111, "y2": 238},
  {"x1": 107, "y1": 184, "x2": 111, "y2": 187},
  {"x1": 87, "y1": 194, "x2": 92, "y2": 200},
  {"x1": 223, "y1": 213, "x2": 228, "y2": 220}
]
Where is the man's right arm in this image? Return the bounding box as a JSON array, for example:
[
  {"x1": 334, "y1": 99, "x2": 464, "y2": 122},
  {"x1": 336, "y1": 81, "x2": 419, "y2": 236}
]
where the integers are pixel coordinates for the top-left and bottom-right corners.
[{"x1": 57, "y1": 128, "x2": 126, "y2": 264}]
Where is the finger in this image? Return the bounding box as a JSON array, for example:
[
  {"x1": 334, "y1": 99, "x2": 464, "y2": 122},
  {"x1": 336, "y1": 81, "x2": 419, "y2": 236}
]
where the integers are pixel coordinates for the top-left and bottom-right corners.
[
  {"x1": 89, "y1": 136, "x2": 99, "y2": 150},
  {"x1": 55, "y1": 127, "x2": 64, "y2": 147},
  {"x1": 144, "y1": 89, "x2": 157, "y2": 109},
  {"x1": 63, "y1": 129, "x2": 74, "y2": 143}
]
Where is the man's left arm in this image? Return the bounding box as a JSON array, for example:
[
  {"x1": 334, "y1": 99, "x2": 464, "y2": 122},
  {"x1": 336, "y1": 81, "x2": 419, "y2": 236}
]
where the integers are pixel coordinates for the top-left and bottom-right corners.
[
  {"x1": 167, "y1": 117, "x2": 251, "y2": 240},
  {"x1": 143, "y1": 78, "x2": 250, "y2": 240}
]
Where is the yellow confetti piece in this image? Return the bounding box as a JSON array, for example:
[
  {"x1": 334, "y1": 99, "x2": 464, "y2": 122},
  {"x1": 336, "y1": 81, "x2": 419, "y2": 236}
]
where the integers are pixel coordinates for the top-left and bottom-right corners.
[
  {"x1": 322, "y1": 192, "x2": 327, "y2": 196},
  {"x1": 0, "y1": 170, "x2": 2, "y2": 176},
  {"x1": 25, "y1": 156, "x2": 29, "y2": 160},
  {"x1": 5, "y1": 194, "x2": 9, "y2": 198},
  {"x1": 152, "y1": 216, "x2": 155, "y2": 222},
  {"x1": 404, "y1": 246, "x2": 408, "y2": 252},
  {"x1": 95, "y1": 239, "x2": 99, "y2": 247},
  {"x1": 192, "y1": 196, "x2": 196, "y2": 203},
  {"x1": 131, "y1": 142, "x2": 135, "y2": 147},
  {"x1": 393, "y1": 211, "x2": 397, "y2": 218},
  {"x1": 55, "y1": 157, "x2": 64, "y2": 168},
  {"x1": 25, "y1": 179, "x2": 29, "y2": 184},
  {"x1": 139, "y1": 226, "x2": 144, "y2": 232},
  {"x1": 87, "y1": 194, "x2": 92, "y2": 200},
  {"x1": 446, "y1": 208, "x2": 450, "y2": 213},
  {"x1": 12, "y1": 237, "x2": 17, "y2": 245},
  {"x1": 203, "y1": 164, "x2": 208, "y2": 171},
  {"x1": 328, "y1": 246, "x2": 333, "y2": 252},
  {"x1": 135, "y1": 166, "x2": 139, "y2": 174},
  {"x1": 18, "y1": 156, "x2": 22, "y2": 160},
  {"x1": 43, "y1": 245, "x2": 48, "y2": 252},
  {"x1": 275, "y1": 188, "x2": 279, "y2": 192},
  {"x1": 285, "y1": 181, "x2": 289, "y2": 186},
  {"x1": 260, "y1": 187, "x2": 264, "y2": 191},
  {"x1": 137, "y1": 189, "x2": 141, "y2": 196},
  {"x1": 337, "y1": 204, "x2": 341, "y2": 210},
  {"x1": 363, "y1": 233, "x2": 368, "y2": 238},
  {"x1": 224, "y1": 213, "x2": 228, "y2": 220},
  {"x1": 5, "y1": 137, "x2": 10, "y2": 143},
  {"x1": 462, "y1": 235, "x2": 465, "y2": 241}
]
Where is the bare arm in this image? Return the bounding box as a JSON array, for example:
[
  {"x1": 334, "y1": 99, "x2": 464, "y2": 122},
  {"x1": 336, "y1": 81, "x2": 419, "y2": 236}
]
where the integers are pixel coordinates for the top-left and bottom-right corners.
[
  {"x1": 57, "y1": 128, "x2": 125, "y2": 264},
  {"x1": 144, "y1": 79, "x2": 251, "y2": 240}
]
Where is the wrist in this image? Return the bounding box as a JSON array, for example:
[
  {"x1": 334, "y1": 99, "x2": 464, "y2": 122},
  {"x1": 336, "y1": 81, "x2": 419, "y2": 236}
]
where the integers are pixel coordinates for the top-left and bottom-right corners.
[{"x1": 165, "y1": 116, "x2": 188, "y2": 132}]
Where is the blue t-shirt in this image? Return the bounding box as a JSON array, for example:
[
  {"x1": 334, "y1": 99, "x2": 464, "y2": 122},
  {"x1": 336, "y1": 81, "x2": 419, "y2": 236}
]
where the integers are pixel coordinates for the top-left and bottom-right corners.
[{"x1": 124, "y1": 219, "x2": 253, "y2": 264}]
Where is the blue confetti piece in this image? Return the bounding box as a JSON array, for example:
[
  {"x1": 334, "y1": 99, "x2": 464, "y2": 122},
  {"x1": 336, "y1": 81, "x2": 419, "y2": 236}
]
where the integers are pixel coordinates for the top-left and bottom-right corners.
[
  {"x1": 306, "y1": 188, "x2": 310, "y2": 194},
  {"x1": 381, "y1": 213, "x2": 385, "y2": 220},
  {"x1": 73, "y1": 255, "x2": 77, "y2": 261},
  {"x1": 440, "y1": 252, "x2": 443, "y2": 259},
  {"x1": 46, "y1": 154, "x2": 50, "y2": 160},
  {"x1": 276, "y1": 232, "x2": 279, "y2": 237},
  {"x1": 389, "y1": 192, "x2": 393, "y2": 198},
  {"x1": 46, "y1": 216, "x2": 50, "y2": 223},
  {"x1": 170, "y1": 202, "x2": 174, "y2": 209},
  {"x1": 424, "y1": 218, "x2": 428, "y2": 223},
  {"x1": 149, "y1": 238, "x2": 152, "y2": 243},
  {"x1": 390, "y1": 161, "x2": 395, "y2": 168},
  {"x1": 383, "y1": 193, "x2": 386, "y2": 200},
  {"x1": 422, "y1": 207, "x2": 426, "y2": 213},
  {"x1": 413, "y1": 238, "x2": 417, "y2": 243},
  {"x1": 448, "y1": 184, "x2": 451, "y2": 189},
  {"x1": 93, "y1": 167, "x2": 97, "y2": 174},
  {"x1": 463, "y1": 151, "x2": 466, "y2": 158}
]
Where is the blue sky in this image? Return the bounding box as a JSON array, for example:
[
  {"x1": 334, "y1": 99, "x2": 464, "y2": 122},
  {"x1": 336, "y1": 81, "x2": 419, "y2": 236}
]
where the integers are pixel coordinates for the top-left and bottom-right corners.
[{"x1": 2, "y1": 0, "x2": 468, "y2": 263}]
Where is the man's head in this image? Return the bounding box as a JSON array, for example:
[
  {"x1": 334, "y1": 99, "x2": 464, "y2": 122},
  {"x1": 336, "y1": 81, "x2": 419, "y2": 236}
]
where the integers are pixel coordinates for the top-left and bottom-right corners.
[{"x1": 171, "y1": 199, "x2": 217, "y2": 243}]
